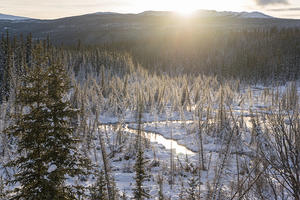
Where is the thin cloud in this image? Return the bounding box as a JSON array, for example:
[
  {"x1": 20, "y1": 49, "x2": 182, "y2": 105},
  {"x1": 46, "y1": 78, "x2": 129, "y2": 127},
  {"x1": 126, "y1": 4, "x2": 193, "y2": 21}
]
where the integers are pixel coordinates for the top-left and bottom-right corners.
[
  {"x1": 268, "y1": 7, "x2": 300, "y2": 11},
  {"x1": 254, "y1": 0, "x2": 289, "y2": 6}
]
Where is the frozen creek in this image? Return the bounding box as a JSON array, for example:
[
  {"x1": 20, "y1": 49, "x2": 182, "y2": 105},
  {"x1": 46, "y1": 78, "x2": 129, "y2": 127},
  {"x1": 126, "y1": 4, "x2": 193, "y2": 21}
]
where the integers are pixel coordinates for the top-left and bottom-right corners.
[
  {"x1": 98, "y1": 116, "x2": 257, "y2": 157},
  {"x1": 99, "y1": 121, "x2": 196, "y2": 156}
]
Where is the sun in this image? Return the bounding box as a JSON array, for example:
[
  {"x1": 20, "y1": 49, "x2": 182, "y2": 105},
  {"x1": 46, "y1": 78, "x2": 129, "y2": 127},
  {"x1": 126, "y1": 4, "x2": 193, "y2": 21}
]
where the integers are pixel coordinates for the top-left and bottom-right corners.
[{"x1": 175, "y1": 6, "x2": 196, "y2": 16}]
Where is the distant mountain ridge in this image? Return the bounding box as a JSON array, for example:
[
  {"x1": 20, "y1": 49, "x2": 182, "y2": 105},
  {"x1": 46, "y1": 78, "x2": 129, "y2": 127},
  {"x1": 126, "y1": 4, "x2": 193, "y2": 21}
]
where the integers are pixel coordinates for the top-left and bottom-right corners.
[
  {"x1": 0, "y1": 13, "x2": 31, "y2": 20},
  {"x1": 0, "y1": 9, "x2": 298, "y2": 46},
  {"x1": 92, "y1": 12, "x2": 120, "y2": 15},
  {"x1": 220, "y1": 11, "x2": 273, "y2": 18},
  {"x1": 137, "y1": 10, "x2": 273, "y2": 19},
  {"x1": 0, "y1": 10, "x2": 275, "y2": 21}
]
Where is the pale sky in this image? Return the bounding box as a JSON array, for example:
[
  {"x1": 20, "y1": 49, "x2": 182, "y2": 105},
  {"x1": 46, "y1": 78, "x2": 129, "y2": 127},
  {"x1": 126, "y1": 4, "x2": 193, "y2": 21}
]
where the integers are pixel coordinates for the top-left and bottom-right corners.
[{"x1": 0, "y1": 0, "x2": 300, "y2": 19}]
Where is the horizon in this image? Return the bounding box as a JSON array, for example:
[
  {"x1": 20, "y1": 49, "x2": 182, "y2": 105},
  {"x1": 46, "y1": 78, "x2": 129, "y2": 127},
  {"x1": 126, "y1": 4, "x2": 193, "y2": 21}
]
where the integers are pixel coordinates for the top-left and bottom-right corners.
[
  {"x1": 0, "y1": 0, "x2": 300, "y2": 19},
  {"x1": 0, "y1": 9, "x2": 300, "y2": 20}
]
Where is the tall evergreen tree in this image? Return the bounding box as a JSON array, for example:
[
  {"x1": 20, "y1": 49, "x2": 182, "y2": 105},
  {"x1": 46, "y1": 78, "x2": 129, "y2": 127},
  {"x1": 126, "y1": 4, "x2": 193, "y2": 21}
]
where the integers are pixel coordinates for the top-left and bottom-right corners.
[
  {"x1": 45, "y1": 60, "x2": 91, "y2": 199},
  {"x1": 133, "y1": 146, "x2": 150, "y2": 200},
  {"x1": 5, "y1": 44, "x2": 90, "y2": 200},
  {"x1": 133, "y1": 98, "x2": 150, "y2": 200},
  {"x1": 90, "y1": 170, "x2": 108, "y2": 200}
]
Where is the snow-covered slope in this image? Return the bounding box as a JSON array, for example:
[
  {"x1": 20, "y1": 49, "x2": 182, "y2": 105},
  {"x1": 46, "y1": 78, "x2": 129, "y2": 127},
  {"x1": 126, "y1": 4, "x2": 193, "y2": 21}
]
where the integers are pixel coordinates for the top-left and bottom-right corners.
[
  {"x1": 93, "y1": 12, "x2": 119, "y2": 15},
  {"x1": 238, "y1": 11, "x2": 273, "y2": 18},
  {"x1": 138, "y1": 10, "x2": 273, "y2": 19},
  {"x1": 139, "y1": 11, "x2": 173, "y2": 16},
  {"x1": 0, "y1": 13, "x2": 30, "y2": 20},
  {"x1": 196, "y1": 10, "x2": 273, "y2": 19}
]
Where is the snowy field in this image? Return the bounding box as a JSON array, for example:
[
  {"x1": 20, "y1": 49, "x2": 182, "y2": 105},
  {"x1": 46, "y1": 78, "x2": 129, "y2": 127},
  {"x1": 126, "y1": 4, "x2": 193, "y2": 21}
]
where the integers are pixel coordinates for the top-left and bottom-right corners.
[
  {"x1": 1, "y1": 82, "x2": 299, "y2": 199},
  {"x1": 91, "y1": 82, "x2": 299, "y2": 199}
]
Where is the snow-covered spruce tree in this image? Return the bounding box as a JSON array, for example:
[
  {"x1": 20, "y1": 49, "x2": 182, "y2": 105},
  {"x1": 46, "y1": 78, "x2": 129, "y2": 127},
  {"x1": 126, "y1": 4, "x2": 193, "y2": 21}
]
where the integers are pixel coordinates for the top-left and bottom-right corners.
[
  {"x1": 46, "y1": 60, "x2": 91, "y2": 198},
  {"x1": 90, "y1": 170, "x2": 108, "y2": 200},
  {"x1": 186, "y1": 169, "x2": 200, "y2": 200},
  {"x1": 5, "y1": 45, "x2": 90, "y2": 200},
  {"x1": 133, "y1": 141, "x2": 150, "y2": 200},
  {"x1": 133, "y1": 97, "x2": 150, "y2": 200}
]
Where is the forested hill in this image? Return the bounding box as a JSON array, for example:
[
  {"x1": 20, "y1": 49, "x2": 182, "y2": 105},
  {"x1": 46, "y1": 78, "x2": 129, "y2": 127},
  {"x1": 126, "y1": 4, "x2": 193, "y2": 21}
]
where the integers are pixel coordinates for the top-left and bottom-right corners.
[
  {"x1": 1, "y1": 11, "x2": 300, "y2": 85},
  {"x1": 0, "y1": 11, "x2": 300, "y2": 45}
]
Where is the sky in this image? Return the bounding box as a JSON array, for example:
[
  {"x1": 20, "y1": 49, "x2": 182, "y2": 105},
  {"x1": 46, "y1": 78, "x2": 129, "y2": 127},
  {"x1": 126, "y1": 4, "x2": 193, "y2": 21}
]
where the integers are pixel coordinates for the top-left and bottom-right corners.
[{"x1": 0, "y1": 0, "x2": 300, "y2": 19}]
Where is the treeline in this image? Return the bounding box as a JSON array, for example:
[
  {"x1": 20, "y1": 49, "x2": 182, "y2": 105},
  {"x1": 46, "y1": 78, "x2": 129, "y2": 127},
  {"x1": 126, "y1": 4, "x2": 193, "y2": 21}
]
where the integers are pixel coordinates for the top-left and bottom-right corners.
[
  {"x1": 99, "y1": 27, "x2": 300, "y2": 82},
  {"x1": 0, "y1": 33, "x2": 51, "y2": 102},
  {"x1": 1, "y1": 29, "x2": 300, "y2": 113},
  {"x1": 1, "y1": 26, "x2": 300, "y2": 95}
]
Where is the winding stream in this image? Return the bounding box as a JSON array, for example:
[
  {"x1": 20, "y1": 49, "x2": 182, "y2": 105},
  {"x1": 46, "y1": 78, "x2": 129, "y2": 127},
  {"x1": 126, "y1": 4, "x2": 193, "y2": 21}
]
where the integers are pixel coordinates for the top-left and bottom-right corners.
[
  {"x1": 99, "y1": 122, "x2": 195, "y2": 155},
  {"x1": 98, "y1": 116, "x2": 259, "y2": 157}
]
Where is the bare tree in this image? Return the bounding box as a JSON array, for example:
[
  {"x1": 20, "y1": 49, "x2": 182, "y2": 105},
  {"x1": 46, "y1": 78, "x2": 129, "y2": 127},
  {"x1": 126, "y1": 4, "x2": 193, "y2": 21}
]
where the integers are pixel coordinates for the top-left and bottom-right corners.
[{"x1": 258, "y1": 106, "x2": 300, "y2": 200}]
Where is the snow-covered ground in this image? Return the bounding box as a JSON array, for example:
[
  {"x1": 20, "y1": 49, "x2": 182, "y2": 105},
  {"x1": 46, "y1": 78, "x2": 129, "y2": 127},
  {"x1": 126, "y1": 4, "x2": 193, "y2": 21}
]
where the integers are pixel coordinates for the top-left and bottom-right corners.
[
  {"x1": 94, "y1": 82, "x2": 300, "y2": 199},
  {"x1": 1, "y1": 82, "x2": 299, "y2": 199}
]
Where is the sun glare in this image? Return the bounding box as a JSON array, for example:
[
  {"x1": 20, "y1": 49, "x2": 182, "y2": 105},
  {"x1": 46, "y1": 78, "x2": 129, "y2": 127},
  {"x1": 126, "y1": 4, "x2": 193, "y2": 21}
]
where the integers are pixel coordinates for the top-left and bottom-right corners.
[{"x1": 175, "y1": 7, "x2": 196, "y2": 17}]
